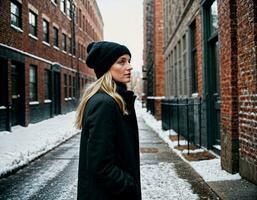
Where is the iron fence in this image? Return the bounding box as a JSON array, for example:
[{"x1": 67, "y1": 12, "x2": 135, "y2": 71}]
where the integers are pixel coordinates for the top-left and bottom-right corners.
[{"x1": 161, "y1": 97, "x2": 203, "y2": 154}]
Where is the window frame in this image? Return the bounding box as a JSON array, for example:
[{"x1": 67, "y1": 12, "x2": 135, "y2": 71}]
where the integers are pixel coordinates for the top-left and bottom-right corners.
[
  {"x1": 53, "y1": 26, "x2": 59, "y2": 47},
  {"x1": 29, "y1": 65, "x2": 37, "y2": 102},
  {"x1": 10, "y1": 0, "x2": 22, "y2": 29},
  {"x1": 44, "y1": 69, "x2": 51, "y2": 100},
  {"x1": 29, "y1": 10, "x2": 37, "y2": 37},
  {"x1": 43, "y1": 19, "x2": 50, "y2": 43}
]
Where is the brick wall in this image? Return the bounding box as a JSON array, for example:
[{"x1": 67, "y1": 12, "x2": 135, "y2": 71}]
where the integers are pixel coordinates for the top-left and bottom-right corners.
[
  {"x1": 237, "y1": 0, "x2": 257, "y2": 184},
  {"x1": 0, "y1": 0, "x2": 103, "y2": 130},
  {"x1": 218, "y1": 0, "x2": 239, "y2": 173},
  {"x1": 154, "y1": 0, "x2": 164, "y2": 120},
  {"x1": 195, "y1": 13, "x2": 203, "y2": 97},
  {"x1": 219, "y1": 0, "x2": 257, "y2": 183}
]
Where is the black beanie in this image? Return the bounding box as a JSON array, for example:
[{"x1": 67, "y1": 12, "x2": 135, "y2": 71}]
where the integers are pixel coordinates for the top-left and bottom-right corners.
[{"x1": 86, "y1": 41, "x2": 131, "y2": 79}]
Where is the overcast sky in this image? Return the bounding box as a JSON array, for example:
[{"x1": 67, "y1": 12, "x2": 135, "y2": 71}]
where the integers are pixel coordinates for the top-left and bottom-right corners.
[{"x1": 96, "y1": 0, "x2": 143, "y2": 73}]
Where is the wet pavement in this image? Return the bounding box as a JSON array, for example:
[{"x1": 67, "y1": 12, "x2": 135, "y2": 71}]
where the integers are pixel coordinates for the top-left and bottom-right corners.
[
  {"x1": 0, "y1": 135, "x2": 80, "y2": 200},
  {"x1": 137, "y1": 116, "x2": 219, "y2": 199},
  {"x1": 0, "y1": 115, "x2": 220, "y2": 199}
]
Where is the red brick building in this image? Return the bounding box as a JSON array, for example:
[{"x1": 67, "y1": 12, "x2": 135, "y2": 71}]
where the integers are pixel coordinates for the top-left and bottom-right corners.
[
  {"x1": 0, "y1": 0, "x2": 103, "y2": 131},
  {"x1": 143, "y1": 0, "x2": 165, "y2": 120},
  {"x1": 158, "y1": 0, "x2": 257, "y2": 184}
]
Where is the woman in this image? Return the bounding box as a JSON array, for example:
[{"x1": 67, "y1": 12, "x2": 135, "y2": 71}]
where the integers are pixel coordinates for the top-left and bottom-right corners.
[{"x1": 75, "y1": 41, "x2": 141, "y2": 200}]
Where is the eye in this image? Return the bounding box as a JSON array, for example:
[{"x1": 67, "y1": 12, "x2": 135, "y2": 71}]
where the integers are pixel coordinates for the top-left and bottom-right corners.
[{"x1": 118, "y1": 60, "x2": 126, "y2": 65}]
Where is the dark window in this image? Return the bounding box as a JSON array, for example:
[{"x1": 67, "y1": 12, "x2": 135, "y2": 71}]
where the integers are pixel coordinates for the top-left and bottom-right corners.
[
  {"x1": 30, "y1": 65, "x2": 37, "y2": 101},
  {"x1": 0, "y1": 63, "x2": 7, "y2": 106},
  {"x1": 69, "y1": 75, "x2": 72, "y2": 97},
  {"x1": 62, "y1": 33, "x2": 67, "y2": 51},
  {"x1": 44, "y1": 70, "x2": 51, "y2": 100},
  {"x1": 61, "y1": 0, "x2": 66, "y2": 13},
  {"x1": 43, "y1": 19, "x2": 49, "y2": 43},
  {"x1": 69, "y1": 37, "x2": 72, "y2": 54},
  {"x1": 11, "y1": 0, "x2": 22, "y2": 28},
  {"x1": 64, "y1": 74, "x2": 68, "y2": 98},
  {"x1": 51, "y1": 0, "x2": 58, "y2": 4},
  {"x1": 190, "y1": 20, "x2": 198, "y2": 93},
  {"x1": 53, "y1": 27, "x2": 59, "y2": 47},
  {"x1": 29, "y1": 10, "x2": 37, "y2": 37},
  {"x1": 73, "y1": 77, "x2": 75, "y2": 97}
]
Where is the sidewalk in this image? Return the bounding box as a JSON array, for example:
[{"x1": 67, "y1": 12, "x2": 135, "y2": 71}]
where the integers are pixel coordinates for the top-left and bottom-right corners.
[{"x1": 135, "y1": 101, "x2": 257, "y2": 200}]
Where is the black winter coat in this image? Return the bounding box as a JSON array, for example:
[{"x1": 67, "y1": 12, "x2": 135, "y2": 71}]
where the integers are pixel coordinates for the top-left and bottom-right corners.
[{"x1": 77, "y1": 86, "x2": 141, "y2": 200}]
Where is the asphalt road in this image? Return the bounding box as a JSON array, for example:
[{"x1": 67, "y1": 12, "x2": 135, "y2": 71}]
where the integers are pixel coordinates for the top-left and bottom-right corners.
[{"x1": 0, "y1": 134, "x2": 80, "y2": 200}]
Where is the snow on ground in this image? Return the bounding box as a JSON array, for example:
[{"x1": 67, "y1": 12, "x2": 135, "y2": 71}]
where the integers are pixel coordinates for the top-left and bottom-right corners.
[
  {"x1": 141, "y1": 162, "x2": 198, "y2": 200},
  {"x1": 0, "y1": 112, "x2": 79, "y2": 177},
  {"x1": 135, "y1": 100, "x2": 241, "y2": 182}
]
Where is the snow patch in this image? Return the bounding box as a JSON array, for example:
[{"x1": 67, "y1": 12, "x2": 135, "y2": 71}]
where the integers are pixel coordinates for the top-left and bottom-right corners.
[
  {"x1": 135, "y1": 100, "x2": 242, "y2": 183},
  {"x1": 0, "y1": 112, "x2": 79, "y2": 176},
  {"x1": 141, "y1": 162, "x2": 198, "y2": 200}
]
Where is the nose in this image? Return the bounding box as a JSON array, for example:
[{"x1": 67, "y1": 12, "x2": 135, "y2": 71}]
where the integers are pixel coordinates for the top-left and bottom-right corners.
[{"x1": 127, "y1": 62, "x2": 132, "y2": 70}]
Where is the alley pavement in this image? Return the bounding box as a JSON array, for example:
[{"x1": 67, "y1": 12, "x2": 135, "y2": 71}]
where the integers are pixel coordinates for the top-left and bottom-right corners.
[
  {"x1": 0, "y1": 112, "x2": 256, "y2": 199},
  {"x1": 137, "y1": 116, "x2": 219, "y2": 199},
  {"x1": 138, "y1": 115, "x2": 257, "y2": 200}
]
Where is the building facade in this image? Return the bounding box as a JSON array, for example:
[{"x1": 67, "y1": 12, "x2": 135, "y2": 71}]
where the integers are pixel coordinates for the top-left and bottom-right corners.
[
  {"x1": 161, "y1": 0, "x2": 257, "y2": 184},
  {"x1": 143, "y1": 0, "x2": 165, "y2": 120},
  {"x1": 0, "y1": 0, "x2": 103, "y2": 131}
]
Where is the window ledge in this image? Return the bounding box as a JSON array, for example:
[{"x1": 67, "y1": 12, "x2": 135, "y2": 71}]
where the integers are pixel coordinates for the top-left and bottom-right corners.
[
  {"x1": 29, "y1": 101, "x2": 39, "y2": 105},
  {"x1": 11, "y1": 24, "x2": 23, "y2": 33},
  {"x1": 191, "y1": 93, "x2": 199, "y2": 98},
  {"x1": 53, "y1": 46, "x2": 60, "y2": 50},
  {"x1": 62, "y1": 50, "x2": 67, "y2": 54},
  {"x1": 51, "y1": 0, "x2": 57, "y2": 6},
  {"x1": 29, "y1": 33, "x2": 38, "y2": 40},
  {"x1": 65, "y1": 97, "x2": 73, "y2": 101},
  {"x1": 44, "y1": 99, "x2": 52, "y2": 103},
  {"x1": 42, "y1": 41, "x2": 51, "y2": 47}
]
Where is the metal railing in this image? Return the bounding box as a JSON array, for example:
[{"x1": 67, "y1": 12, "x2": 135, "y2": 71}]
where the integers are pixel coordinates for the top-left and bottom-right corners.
[
  {"x1": 161, "y1": 97, "x2": 203, "y2": 154},
  {"x1": 146, "y1": 98, "x2": 155, "y2": 116}
]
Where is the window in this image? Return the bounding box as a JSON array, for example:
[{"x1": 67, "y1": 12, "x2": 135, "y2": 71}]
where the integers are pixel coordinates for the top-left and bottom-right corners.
[
  {"x1": 210, "y1": 0, "x2": 218, "y2": 35},
  {"x1": 190, "y1": 21, "x2": 198, "y2": 93},
  {"x1": 44, "y1": 70, "x2": 51, "y2": 100},
  {"x1": 79, "y1": 9, "x2": 82, "y2": 28},
  {"x1": 67, "y1": 0, "x2": 72, "y2": 18},
  {"x1": 73, "y1": 77, "x2": 75, "y2": 97},
  {"x1": 62, "y1": 33, "x2": 67, "y2": 51},
  {"x1": 182, "y1": 34, "x2": 188, "y2": 95},
  {"x1": 29, "y1": 10, "x2": 37, "y2": 37},
  {"x1": 64, "y1": 74, "x2": 68, "y2": 98},
  {"x1": 61, "y1": 0, "x2": 66, "y2": 13},
  {"x1": 43, "y1": 19, "x2": 49, "y2": 43},
  {"x1": 30, "y1": 65, "x2": 37, "y2": 101},
  {"x1": 0, "y1": 63, "x2": 7, "y2": 106},
  {"x1": 69, "y1": 75, "x2": 72, "y2": 97},
  {"x1": 69, "y1": 37, "x2": 72, "y2": 53},
  {"x1": 53, "y1": 27, "x2": 59, "y2": 47},
  {"x1": 11, "y1": 0, "x2": 22, "y2": 28}
]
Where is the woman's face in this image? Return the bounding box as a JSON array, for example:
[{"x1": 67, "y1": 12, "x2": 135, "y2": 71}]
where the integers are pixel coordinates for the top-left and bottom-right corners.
[{"x1": 109, "y1": 54, "x2": 132, "y2": 83}]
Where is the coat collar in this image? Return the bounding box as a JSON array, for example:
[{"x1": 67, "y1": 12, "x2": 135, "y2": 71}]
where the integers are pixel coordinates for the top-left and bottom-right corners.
[{"x1": 115, "y1": 81, "x2": 136, "y2": 106}]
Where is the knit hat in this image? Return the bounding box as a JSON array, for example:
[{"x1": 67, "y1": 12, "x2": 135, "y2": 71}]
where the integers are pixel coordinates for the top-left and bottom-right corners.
[{"x1": 86, "y1": 41, "x2": 131, "y2": 79}]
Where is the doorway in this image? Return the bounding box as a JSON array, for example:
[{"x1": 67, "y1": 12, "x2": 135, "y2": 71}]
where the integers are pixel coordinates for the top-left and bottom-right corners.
[
  {"x1": 53, "y1": 71, "x2": 61, "y2": 115},
  {"x1": 11, "y1": 62, "x2": 25, "y2": 126}
]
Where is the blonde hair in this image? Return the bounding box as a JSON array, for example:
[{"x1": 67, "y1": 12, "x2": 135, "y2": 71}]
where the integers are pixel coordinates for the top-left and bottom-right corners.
[{"x1": 75, "y1": 72, "x2": 128, "y2": 129}]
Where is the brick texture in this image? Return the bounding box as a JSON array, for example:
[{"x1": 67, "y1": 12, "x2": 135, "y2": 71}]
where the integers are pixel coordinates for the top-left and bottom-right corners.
[
  {"x1": 154, "y1": 0, "x2": 164, "y2": 120},
  {"x1": 0, "y1": 0, "x2": 103, "y2": 128}
]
